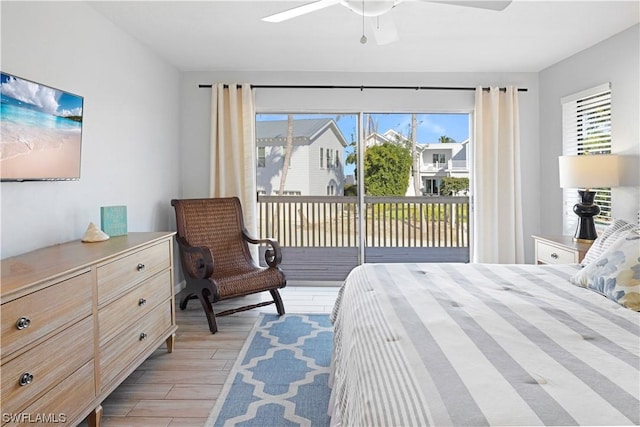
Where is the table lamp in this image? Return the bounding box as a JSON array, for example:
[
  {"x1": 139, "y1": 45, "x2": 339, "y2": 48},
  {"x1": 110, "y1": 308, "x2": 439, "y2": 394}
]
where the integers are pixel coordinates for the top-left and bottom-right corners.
[{"x1": 558, "y1": 154, "x2": 620, "y2": 242}]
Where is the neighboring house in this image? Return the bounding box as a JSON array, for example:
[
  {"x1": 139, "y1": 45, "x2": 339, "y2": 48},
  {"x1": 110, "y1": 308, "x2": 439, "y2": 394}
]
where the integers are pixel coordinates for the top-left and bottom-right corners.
[
  {"x1": 419, "y1": 140, "x2": 469, "y2": 195},
  {"x1": 365, "y1": 129, "x2": 469, "y2": 195},
  {"x1": 256, "y1": 118, "x2": 348, "y2": 196}
]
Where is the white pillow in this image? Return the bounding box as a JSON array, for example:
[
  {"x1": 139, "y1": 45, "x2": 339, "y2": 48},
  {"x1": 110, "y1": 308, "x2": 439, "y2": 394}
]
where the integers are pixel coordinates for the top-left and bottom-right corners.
[
  {"x1": 570, "y1": 231, "x2": 640, "y2": 311},
  {"x1": 581, "y1": 219, "x2": 636, "y2": 266}
]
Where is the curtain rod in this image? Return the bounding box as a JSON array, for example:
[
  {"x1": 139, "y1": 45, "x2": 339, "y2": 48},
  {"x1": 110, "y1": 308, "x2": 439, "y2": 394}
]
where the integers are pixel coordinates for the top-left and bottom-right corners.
[{"x1": 198, "y1": 84, "x2": 528, "y2": 92}]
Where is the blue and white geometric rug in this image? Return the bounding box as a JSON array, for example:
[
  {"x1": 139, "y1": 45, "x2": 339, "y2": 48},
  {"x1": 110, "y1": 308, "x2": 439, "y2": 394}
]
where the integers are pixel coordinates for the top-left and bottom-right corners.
[{"x1": 206, "y1": 313, "x2": 333, "y2": 427}]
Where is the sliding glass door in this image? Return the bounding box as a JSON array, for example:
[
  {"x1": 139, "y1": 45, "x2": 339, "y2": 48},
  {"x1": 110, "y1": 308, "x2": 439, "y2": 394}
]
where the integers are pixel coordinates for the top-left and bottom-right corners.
[
  {"x1": 255, "y1": 113, "x2": 359, "y2": 281},
  {"x1": 255, "y1": 111, "x2": 470, "y2": 281},
  {"x1": 359, "y1": 113, "x2": 471, "y2": 263}
]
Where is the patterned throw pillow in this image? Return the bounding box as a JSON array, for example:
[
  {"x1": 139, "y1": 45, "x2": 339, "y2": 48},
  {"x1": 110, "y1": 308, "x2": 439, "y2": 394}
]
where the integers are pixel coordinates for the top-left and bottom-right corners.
[
  {"x1": 570, "y1": 231, "x2": 640, "y2": 311},
  {"x1": 581, "y1": 219, "x2": 637, "y2": 266}
]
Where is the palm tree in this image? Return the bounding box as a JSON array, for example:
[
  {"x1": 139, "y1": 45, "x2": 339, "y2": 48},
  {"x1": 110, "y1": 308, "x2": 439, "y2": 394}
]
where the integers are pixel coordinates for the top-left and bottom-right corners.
[
  {"x1": 278, "y1": 114, "x2": 294, "y2": 195},
  {"x1": 438, "y1": 135, "x2": 456, "y2": 143},
  {"x1": 411, "y1": 114, "x2": 420, "y2": 195}
]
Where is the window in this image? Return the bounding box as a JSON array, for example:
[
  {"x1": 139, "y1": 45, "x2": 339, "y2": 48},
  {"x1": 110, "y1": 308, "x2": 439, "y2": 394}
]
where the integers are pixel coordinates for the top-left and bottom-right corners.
[
  {"x1": 433, "y1": 153, "x2": 446, "y2": 165},
  {"x1": 327, "y1": 149, "x2": 333, "y2": 169},
  {"x1": 423, "y1": 178, "x2": 441, "y2": 195},
  {"x1": 257, "y1": 147, "x2": 266, "y2": 168},
  {"x1": 561, "y1": 83, "x2": 612, "y2": 234},
  {"x1": 320, "y1": 148, "x2": 324, "y2": 168},
  {"x1": 335, "y1": 150, "x2": 340, "y2": 168}
]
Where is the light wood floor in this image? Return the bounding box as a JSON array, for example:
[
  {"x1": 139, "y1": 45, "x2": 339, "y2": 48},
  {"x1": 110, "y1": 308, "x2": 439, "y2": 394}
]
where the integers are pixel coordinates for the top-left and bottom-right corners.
[{"x1": 80, "y1": 285, "x2": 340, "y2": 427}]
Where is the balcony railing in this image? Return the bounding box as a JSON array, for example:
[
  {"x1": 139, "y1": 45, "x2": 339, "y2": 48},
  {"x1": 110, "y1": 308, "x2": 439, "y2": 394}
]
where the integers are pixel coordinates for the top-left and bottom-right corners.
[
  {"x1": 258, "y1": 195, "x2": 469, "y2": 249},
  {"x1": 422, "y1": 160, "x2": 468, "y2": 172}
]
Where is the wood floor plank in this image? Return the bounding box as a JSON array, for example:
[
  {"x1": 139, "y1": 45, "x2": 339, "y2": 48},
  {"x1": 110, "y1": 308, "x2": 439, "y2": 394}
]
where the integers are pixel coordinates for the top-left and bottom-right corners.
[
  {"x1": 165, "y1": 384, "x2": 223, "y2": 400},
  {"x1": 168, "y1": 418, "x2": 209, "y2": 426},
  {"x1": 140, "y1": 358, "x2": 228, "y2": 371},
  {"x1": 107, "y1": 383, "x2": 173, "y2": 400},
  {"x1": 127, "y1": 399, "x2": 213, "y2": 418},
  {"x1": 135, "y1": 370, "x2": 230, "y2": 385},
  {"x1": 102, "y1": 416, "x2": 172, "y2": 427}
]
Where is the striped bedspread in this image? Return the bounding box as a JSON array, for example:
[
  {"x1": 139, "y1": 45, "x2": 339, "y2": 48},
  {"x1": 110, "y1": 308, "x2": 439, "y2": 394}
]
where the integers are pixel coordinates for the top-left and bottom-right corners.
[{"x1": 329, "y1": 263, "x2": 640, "y2": 426}]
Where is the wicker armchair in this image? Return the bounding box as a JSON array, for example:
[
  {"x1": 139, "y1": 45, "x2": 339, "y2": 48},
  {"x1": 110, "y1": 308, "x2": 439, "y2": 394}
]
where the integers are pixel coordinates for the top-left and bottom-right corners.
[{"x1": 171, "y1": 197, "x2": 286, "y2": 333}]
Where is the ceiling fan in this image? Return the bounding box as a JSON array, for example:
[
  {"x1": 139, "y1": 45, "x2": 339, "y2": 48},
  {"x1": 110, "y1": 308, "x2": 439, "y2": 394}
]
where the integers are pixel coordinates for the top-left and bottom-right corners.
[{"x1": 262, "y1": 0, "x2": 512, "y2": 45}]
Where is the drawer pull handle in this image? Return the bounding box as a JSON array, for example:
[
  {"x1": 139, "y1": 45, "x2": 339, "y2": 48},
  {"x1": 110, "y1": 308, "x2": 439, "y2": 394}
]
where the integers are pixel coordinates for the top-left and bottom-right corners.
[
  {"x1": 19, "y1": 373, "x2": 34, "y2": 386},
  {"x1": 136, "y1": 263, "x2": 146, "y2": 272},
  {"x1": 551, "y1": 253, "x2": 559, "y2": 259},
  {"x1": 16, "y1": 316, "x2": 31, "y2": 330},
  {"x1": 138, "y1": 298, "x2": 147, "y2": 306},
  {"x1": 139, "y1": 332, "x2": 148, "y2": 341}
]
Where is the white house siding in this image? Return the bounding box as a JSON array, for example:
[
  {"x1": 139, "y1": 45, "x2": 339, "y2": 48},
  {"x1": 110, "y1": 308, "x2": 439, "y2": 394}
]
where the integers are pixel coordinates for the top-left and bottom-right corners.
[
  {"x1": 308, "y1": 129, "x2": 346, "y2": 196},
  {"x1": 257, "y1": 144, "x2": 311, "y2": 195},
  {"x1": 256, "y1": 134, "x2": 345, "y2": 196},
  {"x1": 285, "y1": 144, "x2": 311, "y2": 194}
]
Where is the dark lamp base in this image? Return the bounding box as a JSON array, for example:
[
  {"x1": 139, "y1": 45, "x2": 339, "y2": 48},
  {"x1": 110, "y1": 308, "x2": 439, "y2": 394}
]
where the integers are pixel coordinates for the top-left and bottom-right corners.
[{"x1": 572, "y1": 190, "x2": 600, "y2": 243}]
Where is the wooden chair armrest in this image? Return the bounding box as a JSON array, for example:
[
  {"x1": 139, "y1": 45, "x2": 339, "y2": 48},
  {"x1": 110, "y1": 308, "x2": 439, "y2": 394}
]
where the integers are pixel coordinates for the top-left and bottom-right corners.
[
  {"x1": 241, "y1": 228, "x2": 283, "y2": 268},
  {"x1": 175, "y1": 236, "x2": 215, "y2": 279}
]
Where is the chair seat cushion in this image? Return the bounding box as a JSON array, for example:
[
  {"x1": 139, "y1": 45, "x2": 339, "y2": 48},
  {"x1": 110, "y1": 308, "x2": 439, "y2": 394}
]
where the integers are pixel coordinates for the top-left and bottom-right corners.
[{"x1": 214, "y1": 267, "x2": 285, "y2": 299}]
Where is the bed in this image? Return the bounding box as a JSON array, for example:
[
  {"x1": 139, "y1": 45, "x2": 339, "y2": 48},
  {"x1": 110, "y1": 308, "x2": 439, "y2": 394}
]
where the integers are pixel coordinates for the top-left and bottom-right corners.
[{"x1": 329, "y1": 239, "x2": 640, "y2": 426}]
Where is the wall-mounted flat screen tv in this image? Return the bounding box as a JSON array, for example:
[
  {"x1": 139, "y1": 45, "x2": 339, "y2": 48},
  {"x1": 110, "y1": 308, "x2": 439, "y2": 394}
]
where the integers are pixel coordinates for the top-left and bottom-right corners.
[{"x1": 1, "y1": 72, "x2": 84, "y2": 181}]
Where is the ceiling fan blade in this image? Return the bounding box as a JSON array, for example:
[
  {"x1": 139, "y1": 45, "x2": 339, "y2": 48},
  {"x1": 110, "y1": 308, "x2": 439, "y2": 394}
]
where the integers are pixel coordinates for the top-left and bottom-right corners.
[
  {"x1": 425, "y1": 0, "x2": 512, "y2": 11},
  {"x1": 370, "y1": 13, "x2": 399, "y2": 45},
  {"x1": 262, "y1": 0, "x2": 341, "y2": 22}
]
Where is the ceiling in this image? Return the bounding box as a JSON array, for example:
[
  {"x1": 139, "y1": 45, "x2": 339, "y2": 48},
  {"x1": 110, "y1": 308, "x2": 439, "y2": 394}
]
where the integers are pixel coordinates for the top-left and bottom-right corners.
[{"x1": 89, "y1": 0, "x2": 639, "y2": 73}]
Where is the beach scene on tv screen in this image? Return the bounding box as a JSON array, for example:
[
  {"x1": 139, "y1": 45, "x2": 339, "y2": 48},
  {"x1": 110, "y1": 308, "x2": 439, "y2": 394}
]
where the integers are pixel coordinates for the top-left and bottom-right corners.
[{"x1": 0, "y1": 72, "x2": 83, "y2": 180}]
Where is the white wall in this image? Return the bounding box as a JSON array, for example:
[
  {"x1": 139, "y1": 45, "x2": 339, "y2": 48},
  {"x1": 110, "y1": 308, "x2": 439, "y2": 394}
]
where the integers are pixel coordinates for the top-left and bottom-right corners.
[
  {"x1": 539, "y1": 24, "x2": 640, "y2": 234},
  {"x1": 10, "y1": 6, "x2": 633, "y2": 265},
  {"x1": 180, "y1": 71, "x2": 540, "y2": 262},
  {"x1": 1, "y1": 2, "x2": 181, "y2": 258}
]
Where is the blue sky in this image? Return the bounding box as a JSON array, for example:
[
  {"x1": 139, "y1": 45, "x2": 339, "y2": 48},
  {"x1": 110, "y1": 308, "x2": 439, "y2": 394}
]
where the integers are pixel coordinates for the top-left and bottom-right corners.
[
  {"x1": 257, "y1": 113, "x2": 469, "y2": 144},
  {"x1": 1, "y1": 72, "x2": 83, "y2": 117},
  {"x1": 257, "y1": 112, "x2": 470, "y2": 176}
]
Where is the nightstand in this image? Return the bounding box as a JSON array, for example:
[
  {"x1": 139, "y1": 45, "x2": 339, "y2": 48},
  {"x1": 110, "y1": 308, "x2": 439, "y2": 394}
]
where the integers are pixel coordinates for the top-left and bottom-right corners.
[{"x1": 532, "y1": 235, "x2": 592, "y2": 264}]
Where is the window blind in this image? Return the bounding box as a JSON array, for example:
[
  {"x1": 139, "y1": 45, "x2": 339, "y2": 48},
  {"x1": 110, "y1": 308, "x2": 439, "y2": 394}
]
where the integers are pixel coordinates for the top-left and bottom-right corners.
[{"x1": 561, "y1": 83, "x2": 612, "y2": 236}]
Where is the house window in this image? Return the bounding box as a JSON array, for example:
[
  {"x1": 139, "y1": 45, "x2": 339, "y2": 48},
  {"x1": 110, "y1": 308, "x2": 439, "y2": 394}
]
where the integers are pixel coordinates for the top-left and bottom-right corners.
[
  {"x1": 257, "y1": 147, "x2": 266, "y2": 167},
  {"x1": 327, "y1": 149, "x2": 333, "y2": 169},
  {"x1": 561, "y1": 83, "x2": 612, "y2": 234},
  {"x1": 320, "y1": 148, "x2": 324, "y2": 168},
  {"x1": 432, "y1": 153, "x2": 446, "y2": 166},
  {"x1": 335, "y1": 150, "x2": 340, "y2": 168},
  {"x1": 424, "y1": 178, "x2": 441, "y2": 195},
  {"x1": 327, "y1": 184, "x2": 335, "y2": 196}
]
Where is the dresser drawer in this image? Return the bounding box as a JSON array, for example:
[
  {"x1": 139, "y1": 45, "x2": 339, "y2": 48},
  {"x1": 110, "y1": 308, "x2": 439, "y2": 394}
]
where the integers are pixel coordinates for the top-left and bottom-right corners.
[
  {"x1": 97, "y1": 240, "x2": 171, "y2": 305},
  {"x1": 98, "y1": 269, "x2": 172, "y2": 346},
  {"x1": 1, "y1": 272, "x2": 92, "y2": 361},
  {"x1": 100, "y1": 301, "x2": 173, "y2": 390},
  {"x1": 1, "y1": 317, "x2": 94, "y2": 416},
  {"x1": 536, "y1": 240, "x2": 578, "y2": 264},
  {"x1": 4, "y1": 361, "x2": 95, "y2": 427}
]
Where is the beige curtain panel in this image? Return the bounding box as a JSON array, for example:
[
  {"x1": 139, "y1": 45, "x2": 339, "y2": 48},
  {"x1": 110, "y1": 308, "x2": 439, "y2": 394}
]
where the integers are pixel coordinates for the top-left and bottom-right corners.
[
  {"x1": 209, "y1": 83, "x2": 258, "y2": 242},
  {"x1": 472, "y1": 86, "x2": 524, "y2": 264}
]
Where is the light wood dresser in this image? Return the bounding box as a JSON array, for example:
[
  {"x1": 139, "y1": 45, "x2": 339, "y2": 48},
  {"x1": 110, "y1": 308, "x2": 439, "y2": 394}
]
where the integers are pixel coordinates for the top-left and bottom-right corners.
[{"x1": 1, "y1": 232, "x2": 177, "y2": 427}]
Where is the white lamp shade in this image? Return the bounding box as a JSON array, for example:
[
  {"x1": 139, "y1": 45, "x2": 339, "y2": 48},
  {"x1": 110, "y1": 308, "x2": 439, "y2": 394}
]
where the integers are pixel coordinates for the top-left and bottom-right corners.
[{"x1": 558, "y1": 154, "x2": 620, "y2": 189}]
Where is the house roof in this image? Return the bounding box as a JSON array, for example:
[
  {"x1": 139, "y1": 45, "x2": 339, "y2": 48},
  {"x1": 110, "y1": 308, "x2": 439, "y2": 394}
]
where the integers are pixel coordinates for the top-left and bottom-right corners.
[
  {"x1": 256, "y1": 118, "x2": 349, "y2": 147},
  {"x1": 366, "y1": 130, "x2": 470, "y2": 148}
]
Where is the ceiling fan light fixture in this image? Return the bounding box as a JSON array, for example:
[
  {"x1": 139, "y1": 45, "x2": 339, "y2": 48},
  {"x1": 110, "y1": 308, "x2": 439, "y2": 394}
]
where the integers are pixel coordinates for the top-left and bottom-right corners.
[{"x1": 343, "y1": 0, "x2": 400, "y2": 17}]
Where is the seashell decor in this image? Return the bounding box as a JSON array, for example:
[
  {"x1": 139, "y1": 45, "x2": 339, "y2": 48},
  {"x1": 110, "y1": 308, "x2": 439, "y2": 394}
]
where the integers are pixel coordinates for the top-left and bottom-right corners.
[{"x1": 82, "y1": 222, "x2": 110, "y2": 242}]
